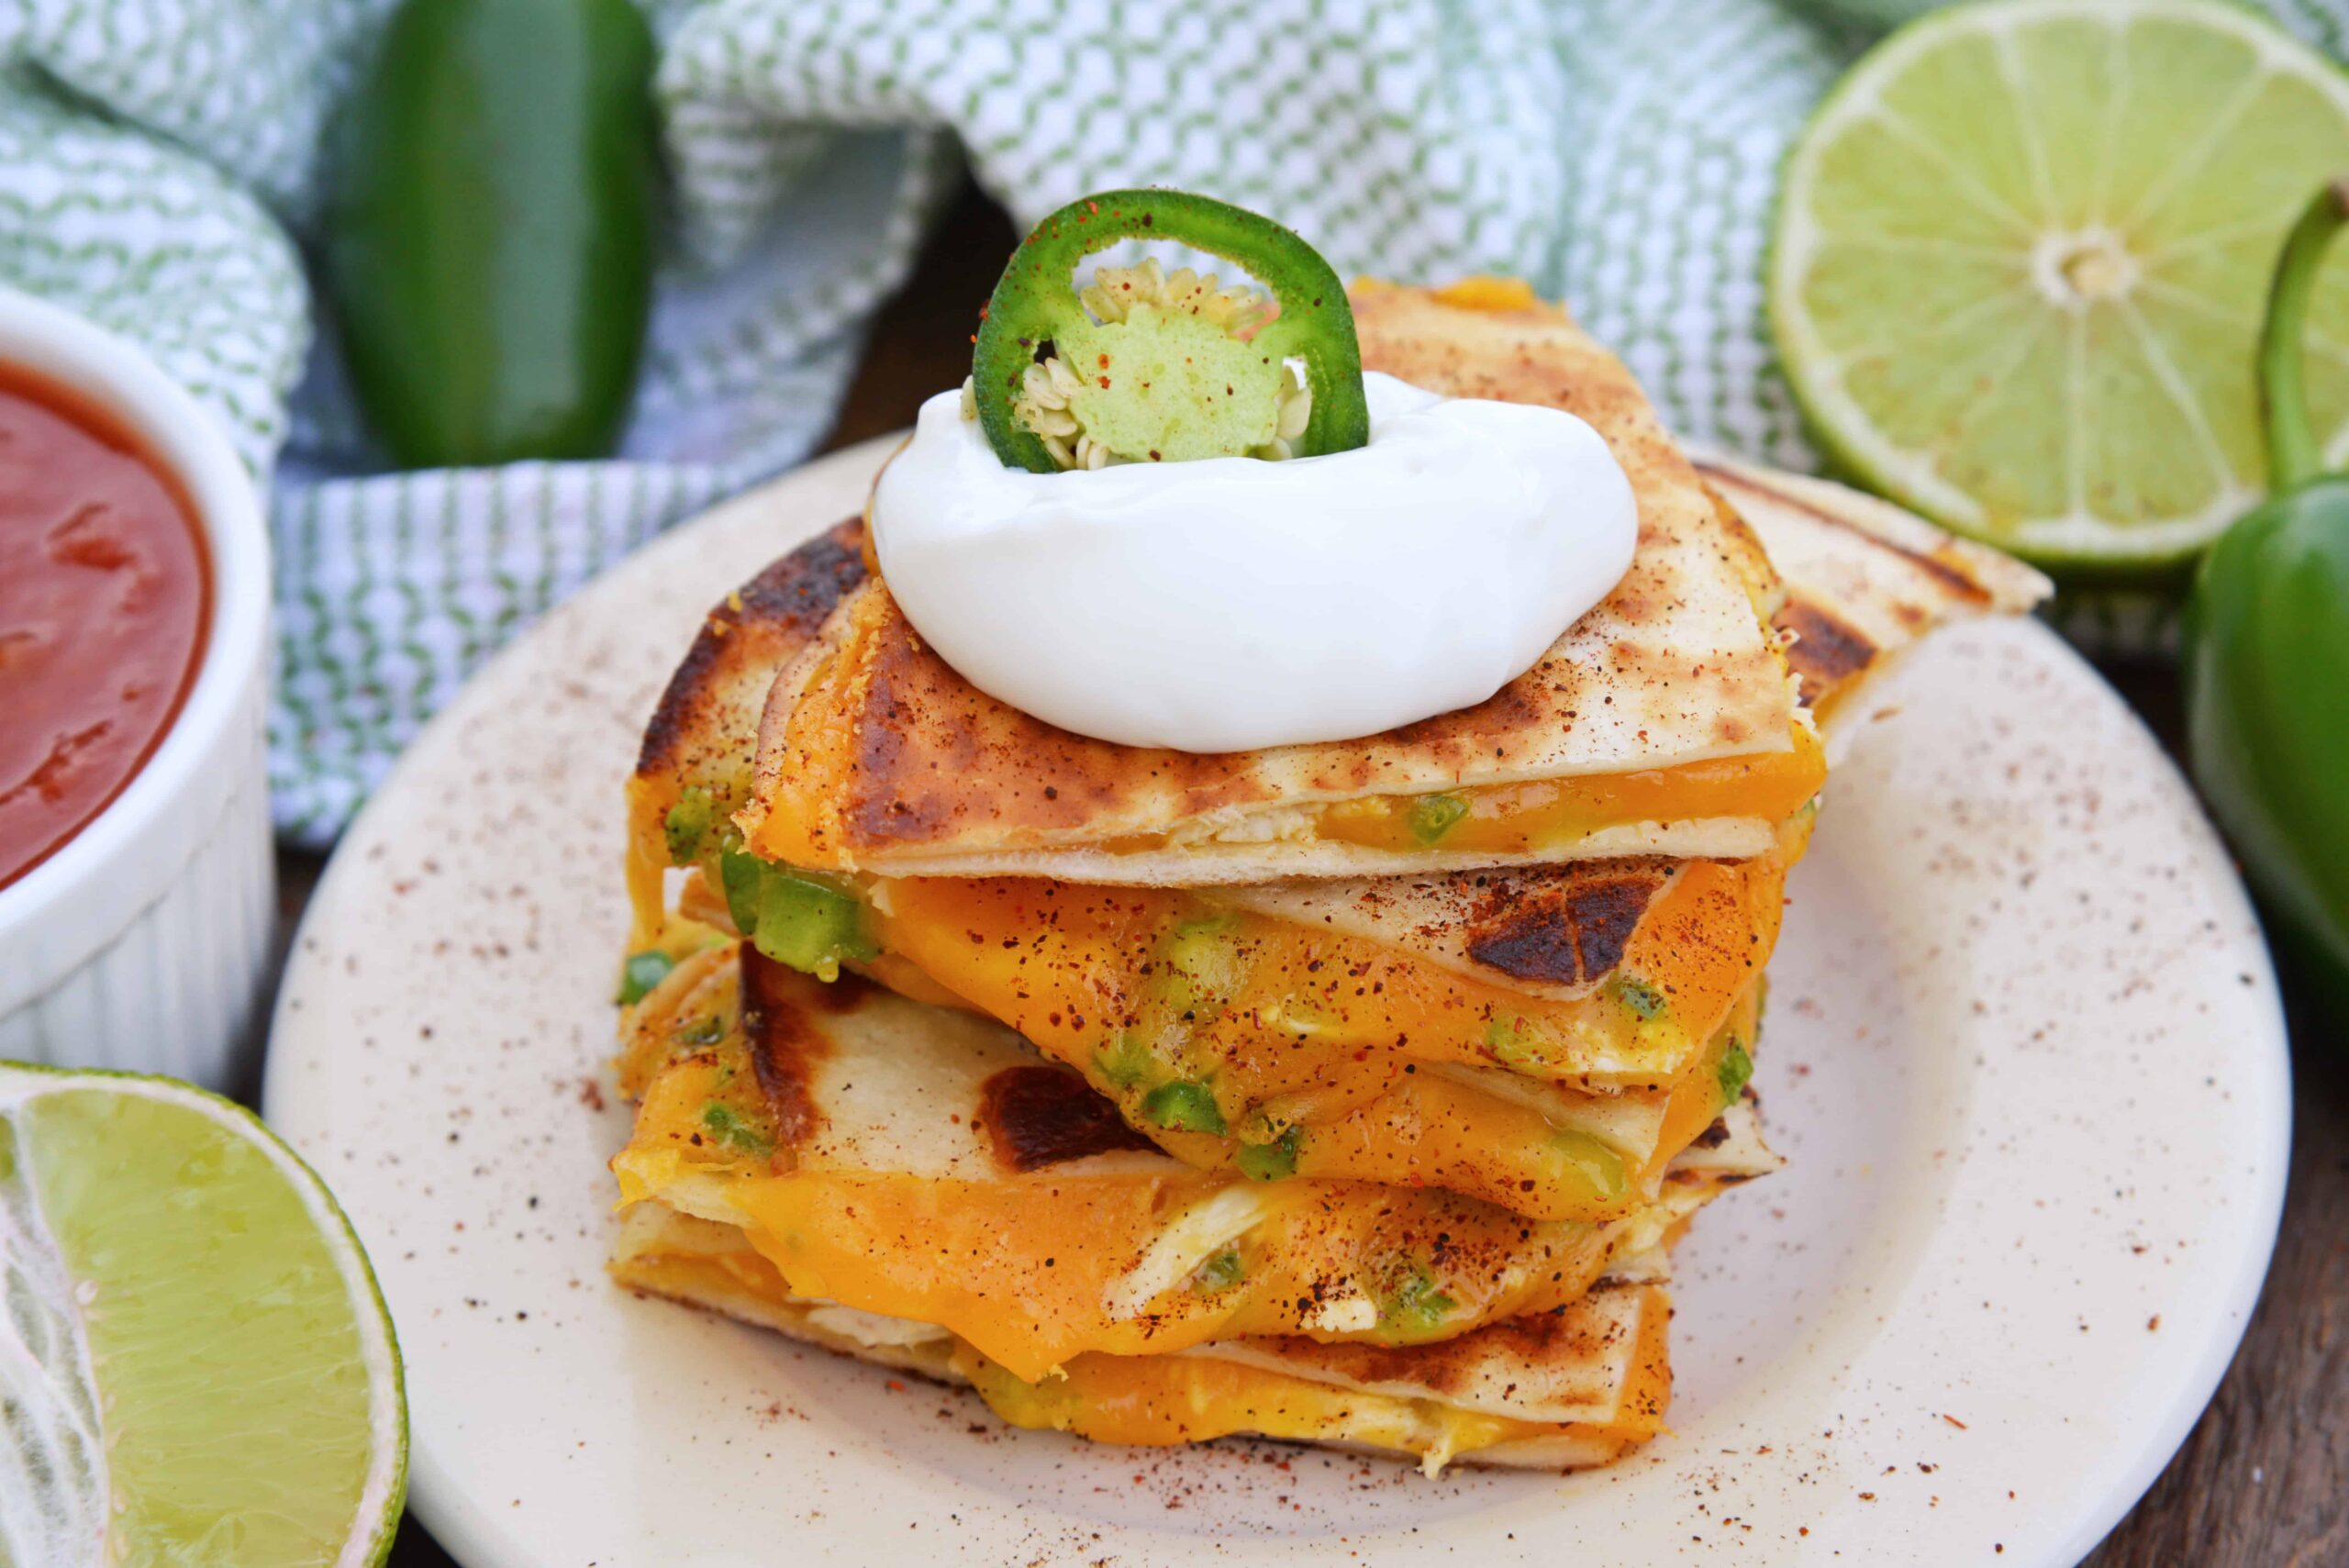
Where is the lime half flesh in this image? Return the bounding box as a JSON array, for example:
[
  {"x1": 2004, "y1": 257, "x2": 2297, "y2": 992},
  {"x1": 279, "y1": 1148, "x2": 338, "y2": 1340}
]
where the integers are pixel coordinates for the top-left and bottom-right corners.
[
  {"x1": 1772, "y1": 0, "x2": 2349, "y2": 571},
  {"x1": 0, "y1": 1066, "x2": 406, "y2": 1567}
]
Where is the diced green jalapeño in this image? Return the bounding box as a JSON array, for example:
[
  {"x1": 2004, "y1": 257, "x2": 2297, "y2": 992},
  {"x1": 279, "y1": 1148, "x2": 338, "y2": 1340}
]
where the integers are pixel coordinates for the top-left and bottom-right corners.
[
  {"x1": 1234, "y1": 1125, "x2": 1302, "y2": 1181},
  {"x1": 1716, "y1": 1041, "x2": 1753, "y2": 1103},
  {"x1": 615, "y1": 949, "x2": 674, "y2": 1006},
  {"x1": 1191, "y1": 1245, "x2": 1245, "y2": 1294},
  {"x1": 1548, "y1": 1129, "x2": 1630, "y2": 1203},
  {"x1": 1406, "y1": 792, "x2": 1470, "y2": 845},
  {"x1": 1379, "y1": 1263, "x2": 1457, "y2": 1340},
  {"x1": 1141, "y1": 1079, "x2": 1228, "y2": 1136},
  {"x1": 662, "y1": 786, "x2": 717, "y2": 865},
  {"x1": 719, "y1": 847, "x2": 876, "y2": 981},
  {"x1": 1157, "y1": 913, "x2": 1243, "y2": 1019},
  {"x1": 699, "y1": 1101, "x2": 772, "y2": 1156}
]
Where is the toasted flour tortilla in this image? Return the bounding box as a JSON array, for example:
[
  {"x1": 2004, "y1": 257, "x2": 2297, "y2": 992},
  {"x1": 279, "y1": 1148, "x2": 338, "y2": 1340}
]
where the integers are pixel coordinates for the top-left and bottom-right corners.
[
  {"x1": 611, "y1": 944, "x2": 1770, "y2": 1380},
  {"x1": 629, "y1": 518, "x2": 1796, "y2": 987},
  {"x1": 610, "y1": 1202, "x2": 1675, "y2": 1474},
  {"x1": 627, "y1": 525, "x2": 1798, "y2": 1140},
  {"x1": 1695, "y1": 455, "x2": 2051, "y2": 722}
]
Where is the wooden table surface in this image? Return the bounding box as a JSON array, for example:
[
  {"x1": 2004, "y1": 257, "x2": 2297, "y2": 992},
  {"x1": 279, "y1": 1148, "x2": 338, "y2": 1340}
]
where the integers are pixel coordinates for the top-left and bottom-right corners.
[{"x1": 332, "y1": 178, "x2": 2343, "y2": 1568}]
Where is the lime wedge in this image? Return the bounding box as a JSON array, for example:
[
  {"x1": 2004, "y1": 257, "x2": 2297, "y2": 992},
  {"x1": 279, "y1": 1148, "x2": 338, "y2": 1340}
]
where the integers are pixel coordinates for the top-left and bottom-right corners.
[
  {"x1": 1771, "y1": 0, "x2": 2349, "y2": 572},
  {"x1": 0, "y1": 1066, "x2": 406, "y2": 1567}
]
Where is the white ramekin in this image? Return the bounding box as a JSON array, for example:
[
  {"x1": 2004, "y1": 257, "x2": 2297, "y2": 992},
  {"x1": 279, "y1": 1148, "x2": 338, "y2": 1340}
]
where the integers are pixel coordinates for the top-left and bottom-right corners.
[{"x1": 0, "y1": 286, "x2": 275, "y2": 1092}]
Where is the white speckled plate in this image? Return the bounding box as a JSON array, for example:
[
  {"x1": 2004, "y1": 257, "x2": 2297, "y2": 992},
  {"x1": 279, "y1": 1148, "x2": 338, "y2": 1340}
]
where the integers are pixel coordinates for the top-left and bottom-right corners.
[{"x1": 263, "y1": 435, "x2": 2289, "y2": 1568}]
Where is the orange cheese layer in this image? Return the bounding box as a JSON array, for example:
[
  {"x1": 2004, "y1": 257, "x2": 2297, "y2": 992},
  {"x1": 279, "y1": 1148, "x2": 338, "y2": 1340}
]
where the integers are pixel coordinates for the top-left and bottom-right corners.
[
  {"x1": 1122, "y1": 988, "x2": 1754, "y2": 1220},
  {"x1": 613, "y1": 1233, "x2": 1665, "y2": 1473},
  {"x1": 868, "y1": 879, "x2": 1774, "y2": 1218},
  {"x1": 956, "y1": 1285, "x2": 1670, "y2": 1470},
  {"x1": 746, "y1": 726, "x2": 1823, "y2": 869},
  {"x1": 1318, "y1": 725, "x2": 1823, "y2": 854},
  {"x1": 630, "y1": 881, "x2": 1769, "y2": 1220},
  {"x1": 625, "y1": 774, "x2": 674, "y2": 951},
  {"x1": 873, "y1": 827, "x2": 1795, "y2": 1097},
  {"x1": 960, "y1": 1347, "x2": 1542, "y2": 1465},
  {"x1": 1249, "y1": 985, "x2": 1757, "y2": 1208},
  {"x1": 631, "y1": 765, "x2": 1804, "y2": 1106},
  {"x1": 617, "y1": 1062, "x2": 1635, "y2": 1382},
  {"x1": 675, "y1": 1170, "x2": 1613, "y2": 1384}
]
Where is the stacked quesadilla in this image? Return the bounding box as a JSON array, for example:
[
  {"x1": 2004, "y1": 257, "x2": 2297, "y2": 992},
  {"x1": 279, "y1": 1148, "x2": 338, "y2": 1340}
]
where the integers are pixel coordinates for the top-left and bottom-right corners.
[{"x1": 609, "y1": 280, "x2": 2045, "y2": 1473}]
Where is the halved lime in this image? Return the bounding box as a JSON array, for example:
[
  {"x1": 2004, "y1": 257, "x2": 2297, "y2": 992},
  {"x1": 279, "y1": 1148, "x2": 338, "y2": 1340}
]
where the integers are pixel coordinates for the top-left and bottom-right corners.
[
  {"x1": 0, "y1": 1065, "x2": 406, "y2": 1566},
  {"x1": 1771, "y1": 0, "x2": 2349, "y2": 572}
]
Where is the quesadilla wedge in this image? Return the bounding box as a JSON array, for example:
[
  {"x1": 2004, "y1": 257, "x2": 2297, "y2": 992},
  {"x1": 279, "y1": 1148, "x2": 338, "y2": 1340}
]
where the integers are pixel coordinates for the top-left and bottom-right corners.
[
  {"x1": 611, "y1": 1201, "x2": 1676, "y2": 1474},
  {"x1": 610, "y1": 942, "x2": 1773, "y2": 1384},
  {"x1": 653, "y1": 859, "x2": 1779, "y2": 1219},
  {"x1": 737, "y1": 292, "x2": 1823, "y2": 886},
  {"x1": 626, "y1": 524, "x2": 1793, "y2": 1220}
]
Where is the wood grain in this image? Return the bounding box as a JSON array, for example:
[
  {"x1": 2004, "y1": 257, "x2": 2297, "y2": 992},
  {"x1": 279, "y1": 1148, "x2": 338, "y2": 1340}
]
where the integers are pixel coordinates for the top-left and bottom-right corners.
[{"x1": 365, "y1": 178, "x2": 2344, "y2": 1567}]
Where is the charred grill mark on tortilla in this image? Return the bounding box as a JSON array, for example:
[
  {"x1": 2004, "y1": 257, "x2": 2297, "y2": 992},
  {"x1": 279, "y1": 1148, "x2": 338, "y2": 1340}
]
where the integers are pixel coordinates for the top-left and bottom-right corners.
[
  {"x1": 1240, "y1": 1295, "x2": 1642, "y2": 1402},
  {"x1": 636, "y1": 519, "x2": 868, "y2": 779},
  {"x1": 1461, "y1": 862, "x2": 1675, "y2": 985},
  {"x1": 781, "y1": 547, "x2": 1783, "y2": 850},
  {"x1": 974, "y1": 1064, "x2": 1162, "y2": 1173},
  {"x1": 739, "y1": 945, "x2": 847, "y2": 1151},
  {"x1": 811, "y1": 580, "x2": 1297, "y2": 838},
  {"x1": 1773, "y1": 598, "x2": 1878, "y2": 710}
]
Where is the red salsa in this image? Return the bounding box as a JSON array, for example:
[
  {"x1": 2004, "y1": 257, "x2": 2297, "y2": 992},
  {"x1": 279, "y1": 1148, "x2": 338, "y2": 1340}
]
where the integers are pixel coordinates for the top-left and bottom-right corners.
[{"x1": 0, "y1": 364, "x2": 211, "y2": 890}]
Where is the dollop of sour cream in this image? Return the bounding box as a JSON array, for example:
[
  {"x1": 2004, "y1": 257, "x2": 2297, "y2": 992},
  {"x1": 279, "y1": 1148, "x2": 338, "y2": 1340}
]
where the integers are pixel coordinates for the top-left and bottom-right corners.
[{"x1": 871, "y1": 372, "x2": 1637, "y2": 752}]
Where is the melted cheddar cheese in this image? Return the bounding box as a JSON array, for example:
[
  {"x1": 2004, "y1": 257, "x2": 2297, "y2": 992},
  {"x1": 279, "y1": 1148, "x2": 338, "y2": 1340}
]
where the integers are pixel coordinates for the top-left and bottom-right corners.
[
  {"x1": 874, "y1": 817, "x2": 1794, "y2": 1083},
  {"x1": 1317, "y1": 725, "x2": 1824, "y2": 854},
  {"x1": 626, "y1": 875, "x2": 1772, "y2": 1221},
  {"x1": 615, "y1": 1052, "x2": 1662, "y2": 1382},
  {"x1": 958, "y1": 1282, "x2": 1669, "y2": 1475},
  {"x1": 957, "y1": 1344, "x2": 1597, "y2": 1476},
  {"x1": 611, "y1": 1218, "x2": 1669, "y2": 1475},
  {"x1": 1140, "y1": 985, "x2": 1758, "y2": 1219}
]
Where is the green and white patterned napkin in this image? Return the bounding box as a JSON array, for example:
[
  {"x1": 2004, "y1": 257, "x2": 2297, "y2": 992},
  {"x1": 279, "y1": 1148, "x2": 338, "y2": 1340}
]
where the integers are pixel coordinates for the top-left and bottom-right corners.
[{"x1": 3, "y1": 0, "x2": 2343, "y2": 841}]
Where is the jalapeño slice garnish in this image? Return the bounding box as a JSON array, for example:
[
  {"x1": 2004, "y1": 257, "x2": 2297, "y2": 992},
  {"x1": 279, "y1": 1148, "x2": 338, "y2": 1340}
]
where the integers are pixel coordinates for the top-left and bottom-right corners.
[{"x1": 972, "y1": 189, "x2": 1369, "y2": 473}]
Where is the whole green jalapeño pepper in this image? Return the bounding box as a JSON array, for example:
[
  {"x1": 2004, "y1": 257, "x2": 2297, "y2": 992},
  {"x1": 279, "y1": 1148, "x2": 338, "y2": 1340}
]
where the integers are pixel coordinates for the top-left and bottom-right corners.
[
  {"x1": 2184, "y1": 178, "x2": 2349, "y2": 995},
  {"x1": 972, "y1": 190, "x2": 1369, "y2": 473},
  {"x1": 322, "y1": 0, "x2": 659, "y2": 467}
]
